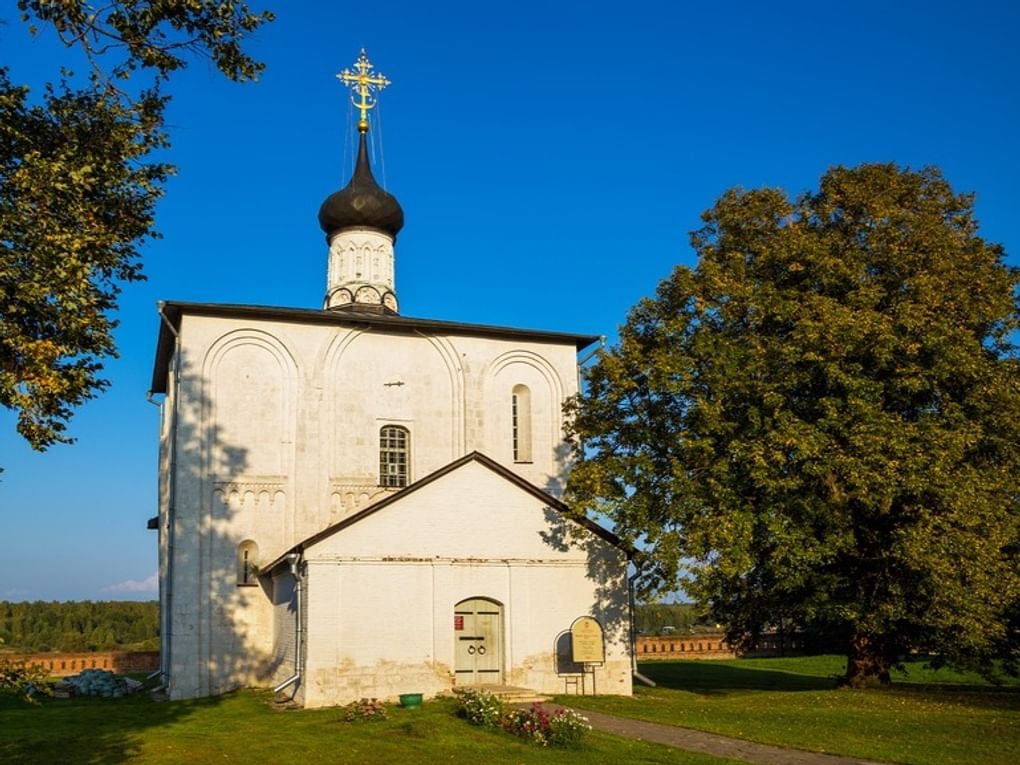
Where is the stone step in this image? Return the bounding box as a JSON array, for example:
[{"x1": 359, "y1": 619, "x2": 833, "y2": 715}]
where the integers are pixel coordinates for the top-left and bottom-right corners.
[{"x1": 451, "y1": 685, "x2": 550, "y2": 705}]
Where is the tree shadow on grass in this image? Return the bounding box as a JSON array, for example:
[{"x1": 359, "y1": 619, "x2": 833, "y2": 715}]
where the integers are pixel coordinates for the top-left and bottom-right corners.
[
  {"x1": 0, "y1": 689, "x2": 226, "y2": 764},
  {"x1": 636, "y1": 661, "x2": 1020, "y2": 711},
  {"x1": 638, "y1": 660, "x2": 838, "y2": 694},
  {"x1": 884, "y1": 682, "x2": 1020, "y2": 712}
]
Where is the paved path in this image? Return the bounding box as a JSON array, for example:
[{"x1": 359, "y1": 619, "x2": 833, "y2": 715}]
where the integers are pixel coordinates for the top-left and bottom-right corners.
[{"x1": 564, "y1": 707, "x2": 888, "y2": 765}]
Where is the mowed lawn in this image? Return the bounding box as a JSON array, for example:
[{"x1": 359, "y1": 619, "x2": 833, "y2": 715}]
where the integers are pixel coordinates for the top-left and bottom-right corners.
[
  {"x1": 0, "y1": 689, "x2": 741, "y2": 765},
  {"x1": 560, "y1": 656, "x2": 1020, "y2": 765}
]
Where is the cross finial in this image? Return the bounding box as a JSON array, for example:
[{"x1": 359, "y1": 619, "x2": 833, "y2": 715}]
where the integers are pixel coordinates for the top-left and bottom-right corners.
[{"x1": 337, "y1": 49, "x2": 391, "y2": 133}]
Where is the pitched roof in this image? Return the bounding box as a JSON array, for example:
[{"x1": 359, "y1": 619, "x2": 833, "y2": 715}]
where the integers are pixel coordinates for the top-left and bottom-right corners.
[
  {"x1": 261, "y1": 451, "x2": 629, "y2": 574},
  {"x1": 150, "y1": 301, "x2": 601, "y2": 393}
]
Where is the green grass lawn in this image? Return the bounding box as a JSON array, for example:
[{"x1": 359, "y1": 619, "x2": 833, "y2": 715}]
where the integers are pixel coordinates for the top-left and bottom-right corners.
[
  {"x1": 0, "y1": 689, "x2": 741, "y2": 765},
  {"x1": 559, "y1": 656, "x2": 1020, "y2": 765}
]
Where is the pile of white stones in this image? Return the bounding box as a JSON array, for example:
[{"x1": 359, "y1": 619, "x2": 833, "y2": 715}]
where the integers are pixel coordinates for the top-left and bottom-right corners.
[{"x1": 55, "y1": 669, "x2": 143, "y2": 698}]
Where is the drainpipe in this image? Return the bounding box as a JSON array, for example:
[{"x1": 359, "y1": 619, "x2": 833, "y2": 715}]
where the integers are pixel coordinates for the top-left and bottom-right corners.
[
  {"x1": 628, "y1": 564, "x2": 656, "y2": 687},
  {"x1": 272, "y1": 553, "x2": 304, "y2": 695},
  {"x1": 154, "y1": 301, "x2": 181, "y2": 690}
]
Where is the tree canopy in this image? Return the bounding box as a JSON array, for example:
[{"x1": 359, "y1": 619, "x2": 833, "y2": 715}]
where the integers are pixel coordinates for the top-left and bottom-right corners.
[
  {"x1": 566, "y1": 164, "x2": 1020, "y2": 686},
  {"x1": 1, "y1": 1, "x2": 273, "y2": 452}
]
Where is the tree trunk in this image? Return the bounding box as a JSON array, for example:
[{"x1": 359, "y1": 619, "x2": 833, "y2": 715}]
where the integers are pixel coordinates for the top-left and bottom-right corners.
[{"x1": 843, "y1": 633, "x2": 892, "y2": 687}]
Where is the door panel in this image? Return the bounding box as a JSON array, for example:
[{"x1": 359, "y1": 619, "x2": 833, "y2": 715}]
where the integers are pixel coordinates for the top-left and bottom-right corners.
[{"x1": 454, "y1": 598, "x2": 503, "y2": 685}]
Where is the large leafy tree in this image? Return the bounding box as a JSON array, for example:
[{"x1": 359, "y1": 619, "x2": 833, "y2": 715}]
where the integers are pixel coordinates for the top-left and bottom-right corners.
[
  {"x1": 566, "y1": 164, "x2": 1020, "y2": 686},
  {"x1": 1, "y1": 1, "x2": 273, "y2": 451}
]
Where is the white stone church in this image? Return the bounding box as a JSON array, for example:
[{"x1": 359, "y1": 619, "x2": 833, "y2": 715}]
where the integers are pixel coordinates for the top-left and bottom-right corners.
[{"x1": 148, "y1": 58, "x2": 634, "y2": 707}]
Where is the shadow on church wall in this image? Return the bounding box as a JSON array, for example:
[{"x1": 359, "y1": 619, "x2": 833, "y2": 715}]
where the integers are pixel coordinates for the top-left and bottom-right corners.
[
  {"x1": 161, "y1": 357, "x2": 290, "y2": 703},
  {"x1": 540, "y1": 439, "x2": 630, "y2": 649}
]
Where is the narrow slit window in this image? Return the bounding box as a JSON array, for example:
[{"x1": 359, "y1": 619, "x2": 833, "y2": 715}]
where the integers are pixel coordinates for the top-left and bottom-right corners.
[
  {"x1": 379, "y1": 425, "x2": 410, "y2": 487},
  {"x1": 511, "y1": 384, "x2": 532, "y2": 462},
  {"x1": 237, "y1": 540, "x2": 259, "y2": 586}
]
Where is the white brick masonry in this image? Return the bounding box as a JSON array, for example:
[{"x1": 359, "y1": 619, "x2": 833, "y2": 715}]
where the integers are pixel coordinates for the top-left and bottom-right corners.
[{"x1": 156, "y1": 311, "x2": 630, "y2": 704}]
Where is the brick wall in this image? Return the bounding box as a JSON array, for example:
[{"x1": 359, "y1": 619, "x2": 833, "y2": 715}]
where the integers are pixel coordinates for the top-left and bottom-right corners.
[
  {"x1": 636, "y1": 632, "x2": 800, "y2": 660},
  {"x1": 3, "y1": 651, "x2": 159, "y2": 676}
]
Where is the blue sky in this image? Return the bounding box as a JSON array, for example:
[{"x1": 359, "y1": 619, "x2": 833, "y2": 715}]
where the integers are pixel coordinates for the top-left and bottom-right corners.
[{"x1": 1, "y1": 1, "x2": 1017, "y2": 601}]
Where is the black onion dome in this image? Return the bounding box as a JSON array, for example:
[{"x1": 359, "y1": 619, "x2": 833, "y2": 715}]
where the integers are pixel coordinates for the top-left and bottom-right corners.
[{"x1": 318, "y1": 131, "x2": 404, "y2": 239}]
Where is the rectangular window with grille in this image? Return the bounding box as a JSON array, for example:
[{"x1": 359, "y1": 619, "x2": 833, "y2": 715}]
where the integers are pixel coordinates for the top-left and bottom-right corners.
[{"x1": 379, "y1": 425, "x2": 409, "y2": 487}]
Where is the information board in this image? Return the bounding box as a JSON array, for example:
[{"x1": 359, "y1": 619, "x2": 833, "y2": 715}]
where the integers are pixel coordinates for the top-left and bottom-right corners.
[{"x1": 570, "y1": 616, "x2": 605, "y2": 664}]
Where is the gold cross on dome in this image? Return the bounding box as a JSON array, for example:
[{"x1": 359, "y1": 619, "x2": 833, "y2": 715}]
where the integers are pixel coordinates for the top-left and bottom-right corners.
[{"x1": 337, "y1": 49, "x2": 391, "y2": 132}]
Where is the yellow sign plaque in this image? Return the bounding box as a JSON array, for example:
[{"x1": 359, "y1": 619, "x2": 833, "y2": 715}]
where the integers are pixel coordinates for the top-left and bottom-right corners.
[{"x1": 571, "y1": 616, "x2": 605, "y2": 664}]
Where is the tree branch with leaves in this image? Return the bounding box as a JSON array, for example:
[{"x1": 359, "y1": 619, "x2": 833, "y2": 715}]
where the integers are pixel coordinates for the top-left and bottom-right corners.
[{"x1": 1, "y1": 1, "x2": 273, "y2": 453}]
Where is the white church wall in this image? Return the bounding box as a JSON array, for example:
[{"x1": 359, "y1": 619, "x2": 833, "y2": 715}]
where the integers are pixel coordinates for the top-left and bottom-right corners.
[
  {"x1": 302, "y1": 561, "x2": 454, "y2": 707},
  {"x1": 297, "y1": 460, "x2": 632, "y2": 707},
  {"x1": 156, "y1": 351, "x2": 174, "y2": 681},
  {"x1": 163, "y1": 312, "x2": 592, "y2": 701},
  {"x1": 205, "y1": 331, "x2": 295, "y2": 476},
  {"x1": 163, "y1": 317, "x2": 295, "y2": 699},
  {"x1": 322, "y1": 329, "x2": 462, "y2": 513},
  {"x1": 271, "y1": 573, "x2": 298, "y2": 690},
  {"x1": 480, "y1": 349, "x2": 569, "y2": 495},
  {"x1": 317, "y1": 461, "x2": 583, "y2": 560},
  {"x1": 506, "y1": 562, "x2": 632, "y2": 696},
  {"x1": 175, "y1": 313, "x2": 579, "y2": 554},
  {"x1": 165, "y1": 330, "x2": 205, "y2": 698}
]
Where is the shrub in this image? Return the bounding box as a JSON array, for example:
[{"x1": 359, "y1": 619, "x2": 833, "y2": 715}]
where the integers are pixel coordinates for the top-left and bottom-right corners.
[
  {"x1": 342, "y1": 697, "x2": 387, "y2": 722},
  {"x1": 546, "y1": 706, "x2": 592, "y2": 748},
  {"x1": 455, "y1": 689, "x2": 505, "y2": 727},
  {"x1": 0, "y1": 658, "x2": 52, "y2": 704},
  {"x1": 503, "y1": 703, "x2": 591, "y2": 747},
  {"x1": 503, "y1": 704, "x2": 551, "y2": 746}
]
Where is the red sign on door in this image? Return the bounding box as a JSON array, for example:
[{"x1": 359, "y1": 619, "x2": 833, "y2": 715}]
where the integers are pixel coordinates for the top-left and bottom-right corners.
[{"x1": 454, "y1": 615, "x2": 464, "y2": 630}]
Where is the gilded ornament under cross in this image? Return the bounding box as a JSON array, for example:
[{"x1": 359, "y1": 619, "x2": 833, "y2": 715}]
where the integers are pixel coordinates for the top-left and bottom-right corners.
[{"x1": 337, "y1": 49, "x2": 391, "y2": 132}]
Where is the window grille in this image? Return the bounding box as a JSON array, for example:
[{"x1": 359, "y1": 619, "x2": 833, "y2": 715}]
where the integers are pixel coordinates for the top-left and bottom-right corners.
[{"x1": 379, "y1": 425, "x2": 410, "y2": 487}]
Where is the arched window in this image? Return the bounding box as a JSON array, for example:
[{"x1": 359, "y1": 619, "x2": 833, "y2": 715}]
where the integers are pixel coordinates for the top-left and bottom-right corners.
[
  {"x1": 379, "y1": 425, "x2": 410, "y2": 487},
  {"x1": 511, "y1": 384, "x2": 532, "y2": 462},
  {"x1": 237, "y1": 540, "x2": 259, "y2": 586}
]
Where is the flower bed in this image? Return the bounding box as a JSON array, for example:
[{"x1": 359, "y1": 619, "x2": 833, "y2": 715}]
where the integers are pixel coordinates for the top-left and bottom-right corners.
[
  {"x1": 454, "y1": 689, "x2": 590, "y2": 748},
  {"x1": 341, "y1": 697, "x2": 388, "y2": 722}
]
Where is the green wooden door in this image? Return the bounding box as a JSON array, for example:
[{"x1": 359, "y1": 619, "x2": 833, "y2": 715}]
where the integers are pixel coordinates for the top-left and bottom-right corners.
[{"x1": 454, "y1": 598, "x2": 503, "y2": 685}]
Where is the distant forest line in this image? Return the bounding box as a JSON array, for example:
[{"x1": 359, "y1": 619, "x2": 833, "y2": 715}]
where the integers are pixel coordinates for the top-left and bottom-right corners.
[
  {"x1": 1, "y1": 600, "x2": 707, "y2": 652},
  {"x1": 0, "y1": 601, "x2": 159, "y2": 653},
  {"x1": 634, "y1": 602, "x2": 719, "y2": 635}
]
